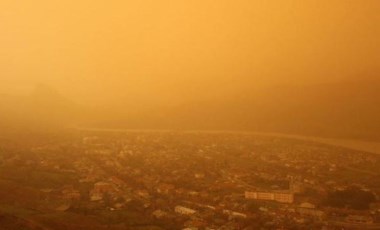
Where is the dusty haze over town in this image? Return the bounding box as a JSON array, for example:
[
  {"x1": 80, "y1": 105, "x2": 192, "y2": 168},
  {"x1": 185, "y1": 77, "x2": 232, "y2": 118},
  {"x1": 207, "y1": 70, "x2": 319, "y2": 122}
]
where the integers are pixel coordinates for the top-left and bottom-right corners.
[
  {"x1": 1, "y1": 1, "x2": 380, "y2": 140},
  {"x1": 1, "y1": 1, "x2": 380, "y2": 229}
]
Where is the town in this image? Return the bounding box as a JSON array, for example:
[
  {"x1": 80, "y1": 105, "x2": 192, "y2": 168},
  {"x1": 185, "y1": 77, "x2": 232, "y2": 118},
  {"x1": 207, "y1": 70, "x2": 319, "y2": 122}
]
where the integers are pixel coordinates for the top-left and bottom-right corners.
[{"x1": 0, "y1": 130, "x2": 380, "y2": 229}]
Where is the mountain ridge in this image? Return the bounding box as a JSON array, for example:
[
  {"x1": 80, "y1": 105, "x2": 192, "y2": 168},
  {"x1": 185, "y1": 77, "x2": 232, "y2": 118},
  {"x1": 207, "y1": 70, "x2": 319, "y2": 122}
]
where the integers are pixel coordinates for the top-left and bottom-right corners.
[{"x1": 1, "y1": 79, "x2": 380, "y2": 140}]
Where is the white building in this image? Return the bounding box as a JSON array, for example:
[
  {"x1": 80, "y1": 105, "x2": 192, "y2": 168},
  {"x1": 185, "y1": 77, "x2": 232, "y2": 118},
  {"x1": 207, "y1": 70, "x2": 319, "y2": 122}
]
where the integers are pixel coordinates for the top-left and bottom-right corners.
[
  {"x1": 245, "y1": 191, "x2": 294, "y2": 204},
  {"x1": 175, "y1": 206, "x2": 197, "y2": 215},
  {"x1": 223, "y1": 209, "x2": 247, "y2": 219}
]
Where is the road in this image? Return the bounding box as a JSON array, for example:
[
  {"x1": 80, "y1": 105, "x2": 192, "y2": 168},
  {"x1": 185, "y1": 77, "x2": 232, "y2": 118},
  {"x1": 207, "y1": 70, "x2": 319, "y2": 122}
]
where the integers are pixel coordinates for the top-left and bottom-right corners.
[{"x1": 76, "y1": 127, "x2": 380, "y2": 155}]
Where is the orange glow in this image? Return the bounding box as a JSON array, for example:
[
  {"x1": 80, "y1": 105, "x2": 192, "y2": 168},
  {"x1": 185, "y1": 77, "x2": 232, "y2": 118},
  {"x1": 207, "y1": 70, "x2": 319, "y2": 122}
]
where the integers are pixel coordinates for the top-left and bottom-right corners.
[{"x1": 1, "y1": 0, "x2": 379, "y2": 106}]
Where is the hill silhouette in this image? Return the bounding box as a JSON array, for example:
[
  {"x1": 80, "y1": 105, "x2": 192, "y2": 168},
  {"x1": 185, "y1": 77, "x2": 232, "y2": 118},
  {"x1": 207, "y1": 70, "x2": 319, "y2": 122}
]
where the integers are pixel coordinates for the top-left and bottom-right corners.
[
  {"x1": 96, "y1": 79, "x2": 380, "y2": 140},
  {"x1": 1, "y1": 80, "x2": 380, "y2": 140},
  {"x1": 0, "y1": 84, "x2": 84, "y2": 132}
]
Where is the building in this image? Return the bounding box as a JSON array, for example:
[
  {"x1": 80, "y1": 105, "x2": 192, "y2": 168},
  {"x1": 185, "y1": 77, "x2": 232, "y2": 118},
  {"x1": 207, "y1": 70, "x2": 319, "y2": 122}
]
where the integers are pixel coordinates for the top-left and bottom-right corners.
[
  {"x1": 90, "y1": 181, "x2": 116, "y2": 201},
  {"x1": 61, "y1": 185, "x2": 81, "y2": 201},
  {"x1": 345, "y1": 215, "x2": 374, "y2": 224},
  {"x1": 152, "y1": 209, "x2": 168, "y2": 219},
  {"x1": 223, "y1": 210, "x2": 247, "y2": 219},
  {"x1": 62, "y1": 188, "x2": 81, "y2": 201},
  {"x1": 175, "y1": 206, "x2": 197, "y2": 215},
  {"x1": 90, "y1": 191, "x2": 103, "y2": 201},
  {"x1": 156, "y1": 183, "x2": 175, "y2": 195},
  {"x1": 296, "y1": 201, "x2": 325, "y2": 220},
  {"x1": 299, "y1": 202, "x2": 316, "y2": 209},
  {"x1": 245, "y1": 191, "x2": 294, "y2": 204},
  {"x1": 109, "y1": 176, "x2": 126, "y2": 187},
  {"x1": 93, "y1": 182, "x2": 114, "y2": 193}
]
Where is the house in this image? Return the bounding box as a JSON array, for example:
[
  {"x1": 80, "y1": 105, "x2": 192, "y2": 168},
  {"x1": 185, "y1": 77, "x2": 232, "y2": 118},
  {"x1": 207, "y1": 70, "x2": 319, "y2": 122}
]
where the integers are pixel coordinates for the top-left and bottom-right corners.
[
  {"x1": 345, "y1": 215, "x2": 374, "y2": 224},
  {"x1": 109, "y1": 176, "x2": 126, "y2": 187},
  {"x1": 297, "y1": 208, "x2": 325, "y2": 220},
  {"x1": 61, "y1": 185, "x2": 81, "y2": 201},
  {"x1": 90, "y1": 181, "x2": 117, "y2": 201},
  {"x1": 152, "y1": 209, "x2": 168, "y2": 219},
  {"x1": 135, "y1": 189, "x2": 150, "y2": 199},
  {"x1": 156, "y1": 183, "x2": 175, "y2": 195},
  {"x1": 90, "y1": 191, "x2": 103, "y2": 201},
  {"x1": 175, "y1": 206, "x2": 197, "y2": 215},
  {"x1": 94, "y1": 181, "x2": 114, "y2": 193},
  {"x1": 299, "y1": 202, "x2": 316, "y2": 209},
  {"x1": 62, "y1": 189, "x2": 81, "y2": 201}
]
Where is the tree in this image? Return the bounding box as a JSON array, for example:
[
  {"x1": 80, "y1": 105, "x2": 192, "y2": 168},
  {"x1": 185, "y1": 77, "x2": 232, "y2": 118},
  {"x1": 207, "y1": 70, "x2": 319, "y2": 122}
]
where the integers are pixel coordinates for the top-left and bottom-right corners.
[{"x1": 324, "y1": 186, "x2": 376, "y2": 210}]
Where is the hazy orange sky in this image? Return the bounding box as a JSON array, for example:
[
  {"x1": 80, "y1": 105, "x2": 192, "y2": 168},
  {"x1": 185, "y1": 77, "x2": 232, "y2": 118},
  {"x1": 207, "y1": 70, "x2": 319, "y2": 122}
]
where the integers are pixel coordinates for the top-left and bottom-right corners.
[{"x1": 1, "y1": 0, "x2": 379, "y2": 106}]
